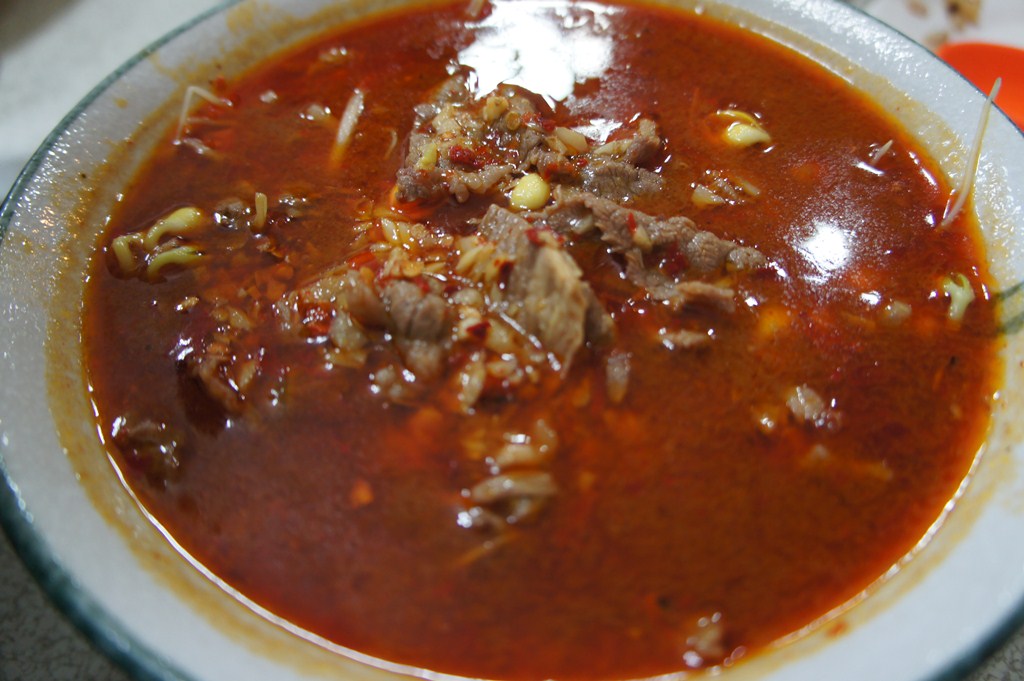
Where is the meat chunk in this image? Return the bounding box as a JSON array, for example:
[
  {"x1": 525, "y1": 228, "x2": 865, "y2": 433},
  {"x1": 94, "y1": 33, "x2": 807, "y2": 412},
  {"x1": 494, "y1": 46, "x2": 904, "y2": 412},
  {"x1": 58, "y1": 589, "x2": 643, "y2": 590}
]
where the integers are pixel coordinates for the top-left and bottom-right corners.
[
  {"x1": 525, "y1": 117, "x2": 664, "y2": 201},
  {"x1": 382, "y1": 280, "x2": 448, "y2": 342},
  {"x1": 177, "y1": 304, "x2": 264, "y2": 415},
  {"x1": 397, "y1": 76, "x2": 665, "y2": 205},
  {"x1": 111, "y1": 416, "x2": 184, "y2": 486},
  {"x1": 593, "y1": 118, "x2": 662, "y2": 166},
  {"x1": 181, "y1": 333, "x2": 250, "y2": 413},
  {"x1": 477, "y1": 205, "x2": 614, "y2": 366},
  {"x1": 541, "y1": 187, "x2": 763, "y2": 273},
  {"x1": 397, "y1": 77, "x2": 541, "y2": 203},
  {"x1": 282, "y1": 266, "x2": 451, "y2": 380},
  {"x1": 287, "y1": 267, "x2": 389, "y2": 330},
  {"x1": 381, "y1": 280, "x2": 450, "y2": 380},
  {"x1": 280, "y1": 206, "x2": 616, "y2": 402},
  {"x1": 580, "y1": 119, "x2": 665, "y2": 200},
  {"x1": 537, "y1": 187, "x2": 766, "y2": 312},
  {"x1": 579, "y1": 158, "x2": 664, "y2": 202}
]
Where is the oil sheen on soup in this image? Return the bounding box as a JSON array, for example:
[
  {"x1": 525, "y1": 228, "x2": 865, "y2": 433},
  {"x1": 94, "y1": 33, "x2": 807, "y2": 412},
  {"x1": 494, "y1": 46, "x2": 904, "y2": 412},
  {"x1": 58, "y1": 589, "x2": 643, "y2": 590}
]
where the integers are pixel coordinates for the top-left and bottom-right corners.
[{"x1": 83, "y1": 1, "x2": 999, "y2": 679}]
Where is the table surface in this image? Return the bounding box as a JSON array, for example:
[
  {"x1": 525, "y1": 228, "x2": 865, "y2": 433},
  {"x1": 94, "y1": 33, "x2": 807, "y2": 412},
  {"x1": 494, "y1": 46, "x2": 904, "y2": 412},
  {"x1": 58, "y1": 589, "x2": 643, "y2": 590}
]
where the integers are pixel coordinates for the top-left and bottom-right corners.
[{"x1": 1, "y1": 1, "x2": 1023, "y2": 680}]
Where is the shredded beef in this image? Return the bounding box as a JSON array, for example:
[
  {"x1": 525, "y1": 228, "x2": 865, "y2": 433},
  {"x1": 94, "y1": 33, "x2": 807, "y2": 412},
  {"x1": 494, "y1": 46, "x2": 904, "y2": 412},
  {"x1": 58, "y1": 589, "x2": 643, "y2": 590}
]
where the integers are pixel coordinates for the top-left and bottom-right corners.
[
  {"x1": 382, "y1": 280, "x2": 450, "y2": 379},
  {"x1": 396, "y1": 77, "x2": 540, "y2": 203},
  {"x1": 477, "y1": 205, "x2": 614, "y2": 366},
  {"x1": 536, "y1": 187, "x2": 766, "y2": 312},
  {"x1": 111, "y1": 416, "x2": 184, "y2": 486},
  {"x1": 182, "y1": 334, "x2": 245, "y2": 413},
  {"x1": 177, "y1": 306, "x2": 263, "y2": 415},
  {"x1": 284, "y1": 267, "x2": 453, "y2": 381},
  {"x1": 579, "y1": 159, "x2": 664, "y2": 202},
  {"x1": 580, "y1": 119, "x2": 664, "y2": 200},
  {"x1": 397, "y1": 76, "x2": 665, "y2": 204},
  {"x1": 278, "y1": 78, "x2": 768, "y2": 400},
  {"x1": 382, "y1": 280, "x2": 448, "y2": 342}
]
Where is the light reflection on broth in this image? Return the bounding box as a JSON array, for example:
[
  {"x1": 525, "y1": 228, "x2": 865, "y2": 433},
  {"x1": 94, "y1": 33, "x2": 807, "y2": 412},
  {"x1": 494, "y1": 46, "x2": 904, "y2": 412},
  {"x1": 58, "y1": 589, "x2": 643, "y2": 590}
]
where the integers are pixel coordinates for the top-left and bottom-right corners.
[{"x1": 460, "y1": 1, "x2": 617, "y2": 100}]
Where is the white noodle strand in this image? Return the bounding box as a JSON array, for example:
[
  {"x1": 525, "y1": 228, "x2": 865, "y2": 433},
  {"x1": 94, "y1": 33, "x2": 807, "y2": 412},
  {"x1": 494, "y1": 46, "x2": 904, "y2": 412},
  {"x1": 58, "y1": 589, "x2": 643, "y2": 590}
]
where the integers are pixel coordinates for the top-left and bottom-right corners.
[
  {"x1": 868, "y1": 139, "x2": 893, "y2": 168},
  {"x1": 330, "y1": 89, "x2": 365, "y2": 166},
  {"x1": 940, "y1": 78, "x2": 1001, "y2": 229},
  {"x1": 174, "y1": 85, "x2": 232, "y2": 144}
]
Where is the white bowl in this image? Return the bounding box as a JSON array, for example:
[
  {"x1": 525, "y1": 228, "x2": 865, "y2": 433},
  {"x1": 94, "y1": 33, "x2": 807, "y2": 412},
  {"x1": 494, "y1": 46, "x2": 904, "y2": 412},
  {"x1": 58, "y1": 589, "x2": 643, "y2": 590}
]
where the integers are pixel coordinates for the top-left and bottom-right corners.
[{"x1": 2, "y1": 1, "x2": 1024, "y2": 680}]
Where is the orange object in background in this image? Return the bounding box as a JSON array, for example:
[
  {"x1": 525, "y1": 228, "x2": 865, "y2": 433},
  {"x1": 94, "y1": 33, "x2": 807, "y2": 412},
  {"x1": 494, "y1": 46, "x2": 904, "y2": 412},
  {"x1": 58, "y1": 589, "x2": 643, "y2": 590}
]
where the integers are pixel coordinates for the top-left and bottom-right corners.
[{"x1": 938, "y1": 42, "x2": 1024, "y2": 128}]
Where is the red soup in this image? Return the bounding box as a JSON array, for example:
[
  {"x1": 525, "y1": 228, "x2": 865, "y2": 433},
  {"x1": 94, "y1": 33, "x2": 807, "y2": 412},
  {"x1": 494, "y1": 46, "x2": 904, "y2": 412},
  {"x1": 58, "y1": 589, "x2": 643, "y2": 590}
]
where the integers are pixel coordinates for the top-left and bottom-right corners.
[{"x1": 83, "y1": 1, "x2": 999, "y2": 679}]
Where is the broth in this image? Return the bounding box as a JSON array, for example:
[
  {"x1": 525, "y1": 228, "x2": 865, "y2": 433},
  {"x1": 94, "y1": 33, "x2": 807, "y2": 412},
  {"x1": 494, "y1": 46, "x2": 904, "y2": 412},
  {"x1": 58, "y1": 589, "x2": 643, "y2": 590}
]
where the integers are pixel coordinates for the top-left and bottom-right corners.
[{"x1": 83, "y1": 1, "x2": 998, "y2": 678}]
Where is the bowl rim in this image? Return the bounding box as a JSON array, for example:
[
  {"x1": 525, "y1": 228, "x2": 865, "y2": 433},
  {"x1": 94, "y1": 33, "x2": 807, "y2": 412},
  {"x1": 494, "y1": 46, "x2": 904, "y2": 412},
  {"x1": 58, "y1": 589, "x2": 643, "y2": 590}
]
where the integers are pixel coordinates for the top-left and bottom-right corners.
[{"x1": 1, "y1": 1, "x2": 1023, "y2": 680}]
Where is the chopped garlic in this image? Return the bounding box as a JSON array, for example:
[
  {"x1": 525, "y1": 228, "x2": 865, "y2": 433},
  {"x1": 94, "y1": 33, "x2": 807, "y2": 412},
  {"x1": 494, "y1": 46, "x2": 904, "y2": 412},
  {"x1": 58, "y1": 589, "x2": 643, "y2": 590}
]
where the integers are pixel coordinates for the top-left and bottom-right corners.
[
  {"x1": 715, "y1": 109, "x2": 771, "y2": 147},
  {"x1": 509, "y1": 173, "x2": 550, "y2": 210},
  {"x1": 380, "y1": 217, "x2": 400, "y2": 245},
  {"x1": 715, "y1": 109, "x2": 759, "y2": 125},
  {"x1": 786, "y1": 385, "x2": 827, "y2": 426},
  {"x1": 545, "y1": 135, "x2": 570, "y2": 155},
  {"x1": 553, "y1": 126, "x2": 589, "y2": 154},
  {"x1": 605, "y1": 350, "x2": 631, "y2": 405},
  {"x1": 691, "y1": 170, "x2": 761, "y2": 208},
  {"x1": 724, "y1": 122, "x2": 771, "y2": 147},
  {"x1": 417, "y1": 141, "x2": 439, "y2": 170},
  {"x1": 632, "y1": 225, "x2": 652, "y2": 251},
  {"x1": 301, "y1": 103, "x2": 332, "y2": 123},
  {"x1": 253, "y1": 192, "x2": 268, "y2": 232},
  {"x1": 692, "y1": 183, "x2": 727, "y2": 207},
  {"x1": 881, "y1": 300, "x2": 912, "y2": 326},
  {"x1": 504, "y1": 111, "x2": 522, "y2": 131},
  {"x1": 731, "y1": 175, "x2": 761, "y2": 198},
  {"x1": 482, "y1": 96, "x2": 509, "y2": 123},
  {"x1": 592, "y1": 138, "x2": 630, "y2": 157}
]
